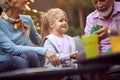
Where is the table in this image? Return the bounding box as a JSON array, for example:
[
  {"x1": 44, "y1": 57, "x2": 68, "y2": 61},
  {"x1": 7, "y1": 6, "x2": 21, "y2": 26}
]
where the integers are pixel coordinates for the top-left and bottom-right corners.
[
  {"x1": 0, "y1": 52, "x2": 120, "y2": 80},
  {"x1": 77, "y1": 52, "x2": 120, "y2": 80},
  {"x1": 77, "y1": 52, "x2": 120, "y2": 65},
  {"x1": 0, "y1": 67, "x2": 81, "y2": 80}
]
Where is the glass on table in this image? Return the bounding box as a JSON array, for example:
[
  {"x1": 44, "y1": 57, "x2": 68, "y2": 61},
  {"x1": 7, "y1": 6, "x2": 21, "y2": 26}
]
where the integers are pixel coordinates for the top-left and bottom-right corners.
[
  {"x1": 81, "y1": 34, "x2": 99, "y2": 59},
  {"x1": 110, "y1": 36, "x2": 120, "y2": 53},
  {"x1": 109, "y1": 18, "x2": 120, "y2": 53}
]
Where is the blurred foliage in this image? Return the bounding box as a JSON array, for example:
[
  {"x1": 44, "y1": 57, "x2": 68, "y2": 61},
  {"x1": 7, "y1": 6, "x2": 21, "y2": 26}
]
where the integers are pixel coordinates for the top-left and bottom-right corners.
[
  {"x1": 25, "y1": 10, "x2": 44, "y2": 34},
  {"x1": 67, "y1": 0, "x2": 93, "y2": 9},
  {"x1": 66, "y1": 25, "x2": 82, "y2": 37},
  {"x1": 80, "y1": 0, "x2": 93, "y2": 8}
]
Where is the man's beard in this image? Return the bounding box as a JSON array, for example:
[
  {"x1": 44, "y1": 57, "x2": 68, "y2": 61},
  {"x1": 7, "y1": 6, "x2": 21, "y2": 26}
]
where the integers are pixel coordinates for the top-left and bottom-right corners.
[{"x1": 98, "y1": 5, "x2": 113, "y2": 17}]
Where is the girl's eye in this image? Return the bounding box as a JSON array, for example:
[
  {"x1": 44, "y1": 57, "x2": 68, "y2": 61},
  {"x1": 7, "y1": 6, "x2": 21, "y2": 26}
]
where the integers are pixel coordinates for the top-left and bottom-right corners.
[
  {"x1": 59, "y1": 19, "x2": 68, "y2": 22},
  {"x1": 59, "y1": 20, "x2": 63, "y2": 22}
]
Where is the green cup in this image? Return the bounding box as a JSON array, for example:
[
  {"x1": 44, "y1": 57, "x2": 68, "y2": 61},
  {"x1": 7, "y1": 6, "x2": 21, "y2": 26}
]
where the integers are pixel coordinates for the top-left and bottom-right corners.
[
  {"x1": 90, "y1": 25, "x2": 100, "y2": 34},
  {"x1": 81, "y1": 34, "x2": 99, "y2": 59}
]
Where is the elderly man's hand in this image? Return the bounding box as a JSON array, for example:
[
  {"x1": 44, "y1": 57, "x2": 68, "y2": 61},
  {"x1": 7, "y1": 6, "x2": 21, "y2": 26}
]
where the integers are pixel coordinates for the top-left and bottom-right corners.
[
  {"x1": 45, "y1": 50, "x2": 61, "y2": 67},
  {"x1": 94, "y1": 25, "x2": 109, "y2": 41}
]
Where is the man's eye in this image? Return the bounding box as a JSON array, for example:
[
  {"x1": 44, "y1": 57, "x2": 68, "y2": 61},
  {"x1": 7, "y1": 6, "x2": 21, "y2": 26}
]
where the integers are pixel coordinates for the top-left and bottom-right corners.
[
  {"x1": 93, "y1": 0, "x2": 98, "y2": 4},
  {"x1": 99, "y1": 0, "x2": 106, "y2": 2}
]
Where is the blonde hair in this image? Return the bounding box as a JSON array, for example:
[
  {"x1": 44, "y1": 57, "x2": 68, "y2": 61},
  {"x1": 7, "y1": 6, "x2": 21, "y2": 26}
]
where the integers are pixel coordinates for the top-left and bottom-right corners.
[{"x1": 41, "y1": 8, "x2": 68, "y2": 39}]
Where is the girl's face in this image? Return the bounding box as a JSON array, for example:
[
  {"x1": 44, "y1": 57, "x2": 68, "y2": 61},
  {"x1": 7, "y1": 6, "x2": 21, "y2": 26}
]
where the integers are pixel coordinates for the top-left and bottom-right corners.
[
  {"x1": 51, "y1": 13, "x2": 68, "y2": 35},
  {"x1": 9, "y1": 0, "x2": 28, "y2": 12}
]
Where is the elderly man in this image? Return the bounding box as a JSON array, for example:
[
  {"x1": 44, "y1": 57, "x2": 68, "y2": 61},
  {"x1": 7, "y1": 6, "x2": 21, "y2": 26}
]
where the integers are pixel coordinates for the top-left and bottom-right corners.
[
  {"x1": 85, "y1": 0, "x2": 120, "y2": 53},
  {"x1": 84, "y1": 0, "x2": 120, "y2": 80}
]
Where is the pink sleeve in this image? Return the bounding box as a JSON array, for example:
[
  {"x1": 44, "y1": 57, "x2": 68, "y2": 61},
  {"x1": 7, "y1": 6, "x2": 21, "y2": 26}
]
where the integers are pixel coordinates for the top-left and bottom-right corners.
[{"x1": 84, "y1": 14, "x2": 96, "y2": 35}]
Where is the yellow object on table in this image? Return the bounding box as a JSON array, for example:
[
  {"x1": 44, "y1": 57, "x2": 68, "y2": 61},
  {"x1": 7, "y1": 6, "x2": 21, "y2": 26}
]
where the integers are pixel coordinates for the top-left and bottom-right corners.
[
  {"x1": 110, "y1": 36, "x2": 120, "y2": 53},
  {"x1": 81, "y1": 34, "x2": 99, "y2": 59}
]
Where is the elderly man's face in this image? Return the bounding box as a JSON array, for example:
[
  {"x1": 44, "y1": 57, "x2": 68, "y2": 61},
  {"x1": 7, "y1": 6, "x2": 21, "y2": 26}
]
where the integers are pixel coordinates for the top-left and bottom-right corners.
[{"x1": 92, "y1": 0, "x2": 114, "y2": 17}]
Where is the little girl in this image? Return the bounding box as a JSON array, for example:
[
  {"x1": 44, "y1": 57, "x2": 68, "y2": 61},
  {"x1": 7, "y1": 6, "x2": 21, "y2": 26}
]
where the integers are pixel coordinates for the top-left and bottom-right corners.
[
  {"x1": 41, "y1": 8, "x2": 79, "y2": 69},
  {"x1": 41, "y1": 8, "x2": 82, "y2": 80}
]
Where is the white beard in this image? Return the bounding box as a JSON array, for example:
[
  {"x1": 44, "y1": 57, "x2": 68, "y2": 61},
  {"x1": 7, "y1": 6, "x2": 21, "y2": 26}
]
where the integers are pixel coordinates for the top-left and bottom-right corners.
[{"x1": 98, "y1": 5, "x2": 113, "y2": 17}]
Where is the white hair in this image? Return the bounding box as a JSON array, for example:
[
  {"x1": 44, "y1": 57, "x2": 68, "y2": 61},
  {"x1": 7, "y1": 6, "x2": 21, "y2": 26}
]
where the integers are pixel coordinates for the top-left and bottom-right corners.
[
  {"x1": 0, "y1": 0, "x2": 8, "y2": 11},
  {"x1": 0, "y1": 0, "x2": 16, "y2": 11}
]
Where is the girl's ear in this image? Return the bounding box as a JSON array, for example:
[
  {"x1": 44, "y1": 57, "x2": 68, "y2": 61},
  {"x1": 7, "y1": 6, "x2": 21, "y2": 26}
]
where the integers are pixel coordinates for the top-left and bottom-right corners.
[{"x1": 49, "y1": 22, "x2": 55, "y2": 29}]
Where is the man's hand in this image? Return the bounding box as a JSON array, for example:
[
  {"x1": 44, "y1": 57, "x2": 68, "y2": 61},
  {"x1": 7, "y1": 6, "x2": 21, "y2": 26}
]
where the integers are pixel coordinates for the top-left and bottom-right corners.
[
  {"x1": 45, "y1": 50, "x2": 61, "y2": 67},
  {"x1": 94, "y1": 25, "x2": 118, "y2": 41},
  {"x1": 94, "y1": 25, "x2": 109, "y2": 41}
]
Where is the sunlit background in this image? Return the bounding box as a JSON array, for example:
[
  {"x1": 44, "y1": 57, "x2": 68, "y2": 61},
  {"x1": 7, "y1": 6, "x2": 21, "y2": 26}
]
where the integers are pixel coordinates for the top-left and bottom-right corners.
[{"x1": 26, "y1": 0, "x2": 119, "y2": 36}]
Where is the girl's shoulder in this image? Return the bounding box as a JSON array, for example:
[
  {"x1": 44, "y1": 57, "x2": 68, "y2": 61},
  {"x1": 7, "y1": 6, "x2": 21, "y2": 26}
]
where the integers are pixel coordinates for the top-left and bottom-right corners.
[
  {"x1": 45, "y1": 34, "x2": 56, "y2": 40},
  {"x1": 41, "y1": 34, "x2": 56, "y2": 46},
  {"x1": 64, "y1": 34, "x2": 73, "y2": 40}
]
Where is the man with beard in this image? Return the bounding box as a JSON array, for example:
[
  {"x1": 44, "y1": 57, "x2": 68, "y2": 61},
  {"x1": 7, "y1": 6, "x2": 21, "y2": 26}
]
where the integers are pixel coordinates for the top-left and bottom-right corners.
[
  {"x1": 83, "y1": 0, "x2": 120, "y2": 80},
  {"x1": 85, "y1": 0, "x2": 120, "y2": 53}
]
